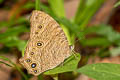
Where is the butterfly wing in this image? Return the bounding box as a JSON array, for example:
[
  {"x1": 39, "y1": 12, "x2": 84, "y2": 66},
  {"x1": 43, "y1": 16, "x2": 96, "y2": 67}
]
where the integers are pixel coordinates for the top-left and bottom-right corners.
[{"x1": 19, "y1": 10, "x2": 71, "y2": 76}]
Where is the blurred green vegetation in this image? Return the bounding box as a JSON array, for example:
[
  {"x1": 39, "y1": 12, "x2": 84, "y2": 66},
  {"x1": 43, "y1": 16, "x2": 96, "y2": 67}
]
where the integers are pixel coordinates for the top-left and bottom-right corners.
[{"x1": 0, "y1": 0, "x2": 120, "y2": 80}]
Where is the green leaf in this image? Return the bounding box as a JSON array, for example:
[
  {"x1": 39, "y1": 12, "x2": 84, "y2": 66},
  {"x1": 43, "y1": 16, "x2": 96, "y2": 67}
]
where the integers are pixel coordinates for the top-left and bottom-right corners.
[
  {"x1": 48, "y1": 0, "x2": 65, "y2": 18},
  {"x1": 40, "y1": 3, "x2": 55, "y2": 16},
  {"x1": 23, "y1": 1, "x2": 35, "y2": 9},
  {"x1": 110, "y1": 47, "x2": 120, "y2": 56},
  {"x1": 0, "y1": 36, "x2": 26, "y2": 51},
  {"x1": 0, "y1": 25, "x2": 28, "y2": 51},
  {"x1": 16, "y1": 40, "x2": 27, "y2": 51},
  {"x1": 0, "y1": 26, "x2": 28, "y2": 39},
  {"x1": 114, "y1": 1, "x2": 120, "y2": 7},
  {"x1": 74, "y1": 0, "x2": 86, "y2": 23},
  {"x1": 74, "y1": 0, "x2": 105, "y2": 29},
  {"x1": 84, "y1": 25, "x2": 120, "y2": 42},
  {"x1": 77, "y1": 63, "x2": 120, "y2": 80},
  {"x1": 44, "y1": 53, "x2": 81, "y2": 75},
  {"x1": 0, "y1": 17, "x2": 28, "y2": 29},
  {"x1": 58, "y1": 18, "x2": 85, "y2": 40},
  {"x1": 61, "y1": 24, "x2": 72, "y2": 45},
  {"x1": 0, "y1": 21, "x2": 13, "y2": 29},
  {"x1": 22, "y1": 41, "x2": 28, "y2": 57},
  {"x1": 80, "y1": 37, "x2": 111, "y2": 47},
  {"x1": 0, "y1": 0, "x2": 3, "y2": 3},
  {"x1": 15, "y1": 17, "x2": 28, "y2": 24}
]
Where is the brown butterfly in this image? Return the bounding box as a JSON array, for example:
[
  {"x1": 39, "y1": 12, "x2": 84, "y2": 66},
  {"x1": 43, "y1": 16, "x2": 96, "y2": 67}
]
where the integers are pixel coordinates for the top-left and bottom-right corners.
[{"x1": 19, "y1": 10, "x2": 72, "y2": 76}]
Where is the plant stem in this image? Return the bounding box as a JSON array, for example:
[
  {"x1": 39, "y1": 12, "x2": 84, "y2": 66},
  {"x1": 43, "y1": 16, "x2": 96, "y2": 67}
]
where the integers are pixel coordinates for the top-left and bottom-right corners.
[
  {"x1": 15, "y1": 65, "x2": 28, "y2": 80},
  {"x1": 61, "y1": 24, "x2": 72, "y2": 45},
  {"x1": 35, "y1": 0, "x2": 40, "y2": 10}
]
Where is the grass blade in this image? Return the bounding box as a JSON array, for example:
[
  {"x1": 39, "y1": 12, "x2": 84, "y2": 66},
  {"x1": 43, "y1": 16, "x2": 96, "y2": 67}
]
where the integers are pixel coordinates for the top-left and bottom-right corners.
[
  {"x1": 48, "y1": 0, "x2": 65, "y2": 18},
  {"x1": 0, "y1": 56, "x2": 28, "y2": 80},
  {"x1": 74, "y1": 0, "x2": 105, "y2": 30},
  {"x1": 74, "y1": 0, "x2": 86, "y2": 22},
  {"x1": 0, "y1": 61, "x2": 12, "y2": 67}
]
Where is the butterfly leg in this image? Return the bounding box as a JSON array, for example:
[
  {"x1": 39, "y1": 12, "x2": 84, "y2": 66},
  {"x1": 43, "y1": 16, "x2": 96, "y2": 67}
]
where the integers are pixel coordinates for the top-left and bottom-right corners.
[
  {"x1": 71, "y1": 50, "x2": 79, "y2": 59},
  {"x1": 59, "y1": 45, "x2": 78, "y2": 67},
  {"x1": 70, "y1": 45, "x2": 78, "y2": 59}
]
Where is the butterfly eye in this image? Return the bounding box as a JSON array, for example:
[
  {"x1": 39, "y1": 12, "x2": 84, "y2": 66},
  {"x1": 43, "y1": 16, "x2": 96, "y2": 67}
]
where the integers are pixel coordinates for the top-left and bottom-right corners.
[{"x1": 31, "y1": 63, "x2": 36, "y2": 68}]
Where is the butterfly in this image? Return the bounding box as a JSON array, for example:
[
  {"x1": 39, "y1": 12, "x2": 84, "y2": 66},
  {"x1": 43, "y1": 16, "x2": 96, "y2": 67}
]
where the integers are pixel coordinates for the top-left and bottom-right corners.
[{"x1": 19, "y1": 10, "x2": 72, "y2": 76}]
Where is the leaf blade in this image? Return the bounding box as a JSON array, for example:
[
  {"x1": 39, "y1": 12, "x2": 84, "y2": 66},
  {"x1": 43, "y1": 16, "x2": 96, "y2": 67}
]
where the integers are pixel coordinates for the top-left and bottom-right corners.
[{"x1": 77, "y1": 63, "x2": 120, "y2": 80}]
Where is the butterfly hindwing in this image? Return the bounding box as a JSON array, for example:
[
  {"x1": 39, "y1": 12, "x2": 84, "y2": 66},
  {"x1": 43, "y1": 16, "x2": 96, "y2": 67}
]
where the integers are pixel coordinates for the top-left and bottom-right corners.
[{"x1": 19, "y1": 10, "x2": 71, "y2": 76}]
